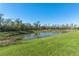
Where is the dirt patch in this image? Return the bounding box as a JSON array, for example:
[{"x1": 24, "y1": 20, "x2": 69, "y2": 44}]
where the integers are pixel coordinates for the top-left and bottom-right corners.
[{"x1": 0, "y1": 36, "x2": 17, "y2": 46}]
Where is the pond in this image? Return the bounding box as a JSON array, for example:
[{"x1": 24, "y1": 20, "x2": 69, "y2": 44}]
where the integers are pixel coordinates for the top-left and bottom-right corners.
[
  {"x1": 0, "y1": 32, "x2": 62, "y2": 46},
  {"x1": 23, "y1": 32, "x2": 62, "y2": 40}
]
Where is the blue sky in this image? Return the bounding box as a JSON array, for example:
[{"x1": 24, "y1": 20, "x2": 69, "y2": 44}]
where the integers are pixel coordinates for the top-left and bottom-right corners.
[{"x1": 0, "y1": 3, "x2": 79, "y2": 25}]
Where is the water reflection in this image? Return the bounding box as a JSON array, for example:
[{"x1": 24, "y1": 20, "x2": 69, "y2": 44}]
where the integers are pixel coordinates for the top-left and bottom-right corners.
[{"x1": 23, "y1": 32, "x2": 61, "y2": 40}]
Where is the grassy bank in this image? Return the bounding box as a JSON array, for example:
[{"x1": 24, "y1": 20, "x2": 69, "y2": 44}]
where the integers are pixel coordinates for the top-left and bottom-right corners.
[
  {"x1": 0, "y1": 32, "x2": 79, "y2": 55},
  {"x1": 0, "y1": 31, "x2": 35, "y2": 40}
]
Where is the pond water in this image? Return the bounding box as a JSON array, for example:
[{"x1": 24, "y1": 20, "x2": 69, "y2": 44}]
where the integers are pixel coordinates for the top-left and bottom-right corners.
[{"x1": 23, "y1": 32, "x2": 61, "y2": 40}]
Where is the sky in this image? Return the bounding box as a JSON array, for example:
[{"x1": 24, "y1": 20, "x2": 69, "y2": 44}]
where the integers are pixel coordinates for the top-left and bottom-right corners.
[{"x1": 0, "y1": 3, "x2": 79, "y2": 25}]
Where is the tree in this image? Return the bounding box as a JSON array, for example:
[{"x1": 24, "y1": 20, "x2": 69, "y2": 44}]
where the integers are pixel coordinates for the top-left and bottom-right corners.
[
  {"x1": 15, "y1": 18, "x2": 22, "y2": 31},
  {"x1": 33, "y1": 21, "x2": 40, "y2": 30},
  {"x1": 0, "y1": 14, "x2": 4, "y2": 31}
]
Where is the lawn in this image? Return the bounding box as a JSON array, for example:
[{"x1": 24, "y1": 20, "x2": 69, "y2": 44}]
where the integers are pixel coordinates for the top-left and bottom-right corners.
[{"x1": 0, "y1": 31, "x2": 79, "y2": 56}]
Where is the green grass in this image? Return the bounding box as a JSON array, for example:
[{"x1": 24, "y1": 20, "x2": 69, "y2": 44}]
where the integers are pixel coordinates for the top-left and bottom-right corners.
[
  {"x1": 0, "y1": 31, "x2": 29, "y2": 40},
  {"x1": 0, "y1": 32, "x2": 79, "y2": 55},
  {"x1": 0, "y1": 32, "x2": 11, "y2": 39}
]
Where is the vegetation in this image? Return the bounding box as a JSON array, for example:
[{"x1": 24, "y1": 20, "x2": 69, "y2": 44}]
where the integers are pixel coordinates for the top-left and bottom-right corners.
[
  {"x1": 0, "y1": 14, "x2": 79, "y2": 32},
  {"x1": 0, "y1": 14, "x2": 79, "y2": 56},
  {"x1": 0, "y1": 32, "x2": 78, "y2": 55}
]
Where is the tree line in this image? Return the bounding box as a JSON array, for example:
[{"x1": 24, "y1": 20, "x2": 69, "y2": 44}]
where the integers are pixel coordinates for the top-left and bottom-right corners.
[{"x1": 0, "y1": 14, "x2": 79, "y2": 32}]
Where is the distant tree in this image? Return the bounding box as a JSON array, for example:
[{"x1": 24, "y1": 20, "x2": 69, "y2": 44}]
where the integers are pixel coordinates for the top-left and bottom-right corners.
[
  {"x1": 33, "y1": 21, "x2": 40, "y2": 30},
  {"x1": 0, "y1": 14, "x2": 4, "y2": 31},
  {"x1": 15, "y1": 18, "x2": 22, "y2": 31}
]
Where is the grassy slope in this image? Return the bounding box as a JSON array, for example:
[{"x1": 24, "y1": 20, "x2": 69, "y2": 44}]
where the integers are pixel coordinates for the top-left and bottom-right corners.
[
  {"x1": 0, "y1": 32, "x2": 28, "y2": 40},
  {"x1": 0, "y1": 32, "x2": 79, "y2": 55},
  {"x1": 0, "y1": 32, "x2": 11, "y2": 39}
]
